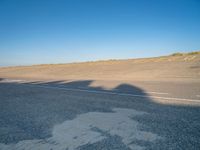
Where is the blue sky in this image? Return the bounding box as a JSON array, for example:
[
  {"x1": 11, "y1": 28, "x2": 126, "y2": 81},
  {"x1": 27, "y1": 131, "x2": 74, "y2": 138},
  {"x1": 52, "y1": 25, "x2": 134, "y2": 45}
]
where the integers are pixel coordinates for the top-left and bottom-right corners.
[{"x1": 0, "y1": 0, "x2": 200, "y2": 66}]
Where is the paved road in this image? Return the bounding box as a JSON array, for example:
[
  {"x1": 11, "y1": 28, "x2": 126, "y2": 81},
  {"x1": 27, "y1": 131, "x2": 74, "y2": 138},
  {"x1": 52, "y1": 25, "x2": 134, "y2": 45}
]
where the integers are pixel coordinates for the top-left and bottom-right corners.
[{"x1": 0, "y1": 79, "x2": 200, "y2": 150}]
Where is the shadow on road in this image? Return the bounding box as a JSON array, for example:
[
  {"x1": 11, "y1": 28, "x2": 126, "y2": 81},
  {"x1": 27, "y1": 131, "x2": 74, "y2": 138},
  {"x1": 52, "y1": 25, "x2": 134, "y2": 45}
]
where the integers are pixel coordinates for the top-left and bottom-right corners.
[{"x1": 0, "y1": 79, "x2": 199, "y2": 149}]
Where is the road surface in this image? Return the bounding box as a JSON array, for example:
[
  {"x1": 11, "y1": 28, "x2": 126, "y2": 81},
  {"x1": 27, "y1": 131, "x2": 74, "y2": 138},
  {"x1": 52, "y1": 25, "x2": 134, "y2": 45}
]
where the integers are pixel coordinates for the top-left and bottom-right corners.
[{"x1": 0, "y1": 79, "x2": 200, "y2": 150}]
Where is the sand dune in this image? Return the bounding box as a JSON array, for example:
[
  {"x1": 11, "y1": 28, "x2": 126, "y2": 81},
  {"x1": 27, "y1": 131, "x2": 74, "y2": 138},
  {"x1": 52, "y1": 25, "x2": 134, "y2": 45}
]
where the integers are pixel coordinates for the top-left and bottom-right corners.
[{"x1": 0, "y1": 52, "x2": 200, "y2": 82}]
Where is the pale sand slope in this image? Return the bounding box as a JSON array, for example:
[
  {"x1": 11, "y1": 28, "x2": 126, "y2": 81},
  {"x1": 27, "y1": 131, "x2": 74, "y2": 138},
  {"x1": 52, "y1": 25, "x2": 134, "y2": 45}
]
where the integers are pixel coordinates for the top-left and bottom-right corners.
[{"x1": 0, "y1": 52, "x2": 200, "y2": 82}]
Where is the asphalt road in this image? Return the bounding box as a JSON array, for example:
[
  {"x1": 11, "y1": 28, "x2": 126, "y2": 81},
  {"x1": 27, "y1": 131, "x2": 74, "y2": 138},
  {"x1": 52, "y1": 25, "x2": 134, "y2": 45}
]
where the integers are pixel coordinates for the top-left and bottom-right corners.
[{"x1": 0, "y1": 79, "x2": 200, "y2": 150}]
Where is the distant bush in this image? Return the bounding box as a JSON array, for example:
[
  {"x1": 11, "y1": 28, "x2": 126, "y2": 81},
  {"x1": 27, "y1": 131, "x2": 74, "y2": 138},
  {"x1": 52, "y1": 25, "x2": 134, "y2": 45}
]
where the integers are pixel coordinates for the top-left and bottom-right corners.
[
  {"x1": 188, "y1": 51, "x2": 200, "y2": 55},
  {"x1": 171, "y1": 51, "x2": 200, "y2": 56},
  {"x1": 171, "y1": 52, "x2": 184, "y2": 56}
]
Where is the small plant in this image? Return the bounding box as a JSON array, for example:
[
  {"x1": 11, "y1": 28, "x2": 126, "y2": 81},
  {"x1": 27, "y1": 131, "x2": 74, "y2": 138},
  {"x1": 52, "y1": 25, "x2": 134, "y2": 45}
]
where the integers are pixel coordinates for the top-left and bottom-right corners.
[
  {"x1": 188, "y1": 51, "x2": 200, "y2": 55},
  {"x1": 171, "y1": 52, "x2": 184, "y2": 56}
]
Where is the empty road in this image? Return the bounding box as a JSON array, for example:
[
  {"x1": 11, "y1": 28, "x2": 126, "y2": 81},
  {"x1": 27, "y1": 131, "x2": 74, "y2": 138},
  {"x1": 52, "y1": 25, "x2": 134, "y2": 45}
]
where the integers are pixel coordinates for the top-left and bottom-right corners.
[{"x1": 0, "y1": 78, "x2": 200, "y2": 150}]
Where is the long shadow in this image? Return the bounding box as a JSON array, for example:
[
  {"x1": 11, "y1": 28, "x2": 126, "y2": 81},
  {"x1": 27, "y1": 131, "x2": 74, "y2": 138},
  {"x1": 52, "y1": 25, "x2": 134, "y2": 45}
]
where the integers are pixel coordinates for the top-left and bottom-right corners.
[{"x1": 0, "y1": 79, "x2": 199, "y2": 149}]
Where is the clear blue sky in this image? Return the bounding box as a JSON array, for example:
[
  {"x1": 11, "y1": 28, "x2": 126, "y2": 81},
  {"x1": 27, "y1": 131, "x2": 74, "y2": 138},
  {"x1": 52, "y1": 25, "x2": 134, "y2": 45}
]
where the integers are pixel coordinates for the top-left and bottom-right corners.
[{"x1": 0, "y1": 0, "x2": 200, "y2": 66}]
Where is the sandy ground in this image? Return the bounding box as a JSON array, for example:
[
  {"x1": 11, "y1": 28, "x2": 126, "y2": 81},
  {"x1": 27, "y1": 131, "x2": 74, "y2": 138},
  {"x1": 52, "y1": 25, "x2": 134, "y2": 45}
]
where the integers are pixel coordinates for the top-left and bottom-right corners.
[{"x1": 0, "y1": 53, "x2": 200, "y2": 82}]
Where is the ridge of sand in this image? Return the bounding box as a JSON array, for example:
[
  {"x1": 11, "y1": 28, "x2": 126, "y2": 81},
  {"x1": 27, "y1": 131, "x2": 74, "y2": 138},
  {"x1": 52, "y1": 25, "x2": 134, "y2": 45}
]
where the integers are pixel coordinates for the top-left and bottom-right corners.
[{"x1": 0, "y1": 52, "x2": 200, "y2": 82}]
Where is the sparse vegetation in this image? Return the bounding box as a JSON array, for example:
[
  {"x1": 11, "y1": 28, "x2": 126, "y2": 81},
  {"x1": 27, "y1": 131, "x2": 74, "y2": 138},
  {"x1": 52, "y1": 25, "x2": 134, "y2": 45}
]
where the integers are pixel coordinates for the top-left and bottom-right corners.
[
  {"x1": 171, "y1": 51, "x2": 200, "y2": 56},
  {"x1": 171, "y1": 52, "x2": 184, "y2": 56},
  {"x1": 188, "y1": 51, "x2": 200, "y2": 55}
]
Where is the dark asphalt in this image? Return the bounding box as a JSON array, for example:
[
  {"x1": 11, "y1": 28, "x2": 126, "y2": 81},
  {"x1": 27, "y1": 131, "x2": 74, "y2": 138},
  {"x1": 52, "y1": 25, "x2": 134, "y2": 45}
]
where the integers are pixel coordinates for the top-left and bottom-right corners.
[{"x1": 0, "y1": 79, "x2": 200, "y2": 150}]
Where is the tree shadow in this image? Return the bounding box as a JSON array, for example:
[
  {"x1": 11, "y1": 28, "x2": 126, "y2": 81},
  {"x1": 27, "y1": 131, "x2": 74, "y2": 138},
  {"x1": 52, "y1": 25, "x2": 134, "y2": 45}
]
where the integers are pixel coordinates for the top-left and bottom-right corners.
[{"x1": 0, "y1": 79, "x2": 199, "y2": 149}]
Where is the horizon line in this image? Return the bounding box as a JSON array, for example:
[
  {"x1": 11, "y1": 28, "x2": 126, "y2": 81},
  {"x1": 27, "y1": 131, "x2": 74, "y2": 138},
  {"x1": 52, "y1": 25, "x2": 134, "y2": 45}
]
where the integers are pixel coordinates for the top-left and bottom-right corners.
[{"x1": 1, "y1": 50, "x2": 199, "y2": 68}]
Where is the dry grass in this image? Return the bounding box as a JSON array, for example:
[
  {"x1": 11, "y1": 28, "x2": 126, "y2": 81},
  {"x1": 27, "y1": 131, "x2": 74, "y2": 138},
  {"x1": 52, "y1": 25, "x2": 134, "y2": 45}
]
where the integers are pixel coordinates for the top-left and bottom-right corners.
[
  {"x1": 171, "y1": 51, "x2": 200, "y2": 56},
  {"x1": 188, "y1": 51, "x2": 200, "y2": 55},
  {"x1": 171, "y1": 52, "x2": 184, "y2": 56}
]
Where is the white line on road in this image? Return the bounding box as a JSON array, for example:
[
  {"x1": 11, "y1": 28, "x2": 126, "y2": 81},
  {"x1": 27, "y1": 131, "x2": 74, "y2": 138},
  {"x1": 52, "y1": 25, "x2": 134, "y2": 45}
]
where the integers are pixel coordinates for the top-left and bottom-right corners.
[
  {"x1": 146, "y1": 91, "x2": 169, "y2": 95},
  {"x1": 1, "y1": 79, "x2": 24, "y2": 82},
  {"x1": 22, "y1": 83, "x2": 200, "y2": 103}
]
